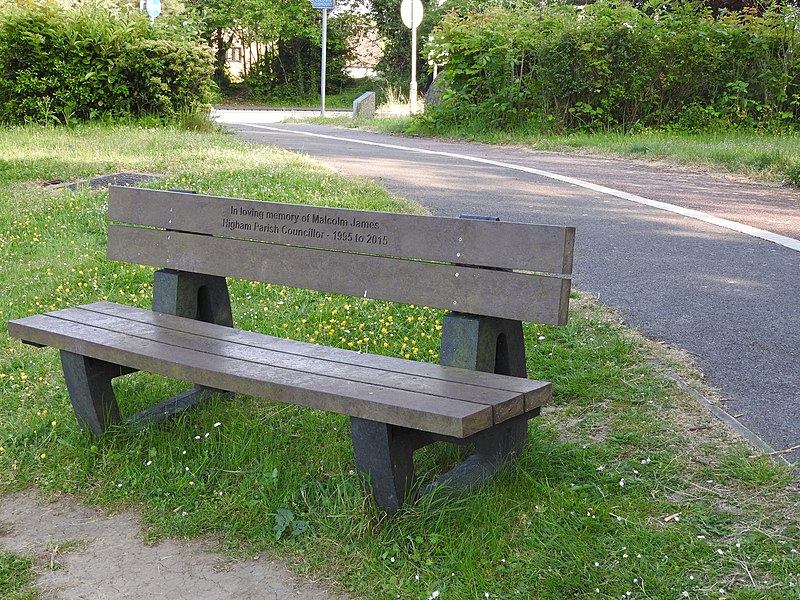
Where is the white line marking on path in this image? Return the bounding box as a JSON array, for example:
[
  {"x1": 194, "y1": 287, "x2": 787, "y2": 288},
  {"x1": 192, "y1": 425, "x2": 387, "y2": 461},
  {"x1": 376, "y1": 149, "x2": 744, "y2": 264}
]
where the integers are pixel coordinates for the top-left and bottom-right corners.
[{"x1": 237, "y1": 123, "x2": 800, "y2": 253}]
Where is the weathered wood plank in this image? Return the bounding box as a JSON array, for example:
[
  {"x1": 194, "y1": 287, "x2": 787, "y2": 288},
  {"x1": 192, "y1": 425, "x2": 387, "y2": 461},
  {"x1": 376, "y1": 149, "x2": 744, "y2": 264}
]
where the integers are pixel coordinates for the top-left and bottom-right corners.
[
  {"x1": 108, "y1": 187, "x2": 575, "y2": 274},
  {"x1": 81, "y1": 301, "x2": 551, "y2": 413},
  {"x1": 41, "y1": 305, "x2": 527, "y2": 423},
  {"x1": 8, "y1": 312, "x2": 495, "y2": 437},
  {"x1": 107, "y1": 226, "x2": 571, "y2": 325}
]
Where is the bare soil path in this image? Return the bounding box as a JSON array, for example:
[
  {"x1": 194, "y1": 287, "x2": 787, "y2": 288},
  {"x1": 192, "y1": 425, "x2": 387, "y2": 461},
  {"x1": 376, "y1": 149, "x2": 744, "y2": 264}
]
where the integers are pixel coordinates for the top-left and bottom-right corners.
[{"x1": 1, "y1": 490, "x2": 349, "y2": 600}]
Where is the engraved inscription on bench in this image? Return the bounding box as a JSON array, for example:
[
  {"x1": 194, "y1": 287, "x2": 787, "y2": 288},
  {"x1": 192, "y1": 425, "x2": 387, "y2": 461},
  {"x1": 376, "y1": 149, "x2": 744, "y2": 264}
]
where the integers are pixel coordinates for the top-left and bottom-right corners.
[{"x1": 222, "y1": 204, "x2": 389, "y2": 248}]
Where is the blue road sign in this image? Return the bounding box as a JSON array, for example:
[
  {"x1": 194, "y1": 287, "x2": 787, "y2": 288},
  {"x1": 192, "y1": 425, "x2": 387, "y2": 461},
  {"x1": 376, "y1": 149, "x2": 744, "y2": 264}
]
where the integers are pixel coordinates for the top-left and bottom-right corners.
[{"x1": 311, "y1": 0, "x2": 335, "y2": 9}]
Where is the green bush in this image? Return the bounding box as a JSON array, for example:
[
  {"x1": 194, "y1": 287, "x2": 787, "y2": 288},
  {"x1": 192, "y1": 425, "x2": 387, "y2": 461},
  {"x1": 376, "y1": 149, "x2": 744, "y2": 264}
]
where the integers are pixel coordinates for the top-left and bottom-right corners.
[
  {"x1": 426, "y1": 1, "x2": 800, "y2": 133},
  {"x1": 0, "y1": 4, "x2": 214, "y2": 124}
]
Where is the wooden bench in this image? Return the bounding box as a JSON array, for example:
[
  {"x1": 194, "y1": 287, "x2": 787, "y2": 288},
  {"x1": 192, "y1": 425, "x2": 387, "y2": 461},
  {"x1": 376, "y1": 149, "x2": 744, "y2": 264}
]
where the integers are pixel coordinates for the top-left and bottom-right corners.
[{"x1": 8, "y1": 186, "x2": 575, "y2": 512}]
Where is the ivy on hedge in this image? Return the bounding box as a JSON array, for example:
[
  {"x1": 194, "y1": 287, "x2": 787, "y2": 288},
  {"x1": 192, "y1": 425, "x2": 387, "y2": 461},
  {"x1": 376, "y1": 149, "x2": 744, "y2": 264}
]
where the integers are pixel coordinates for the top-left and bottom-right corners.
[
  {"x1": 426, "y1": 1, "x2": 800, "y2": 133},
  {"x1": 0, "y1": 5, "x2": 214, "y2": 124}
]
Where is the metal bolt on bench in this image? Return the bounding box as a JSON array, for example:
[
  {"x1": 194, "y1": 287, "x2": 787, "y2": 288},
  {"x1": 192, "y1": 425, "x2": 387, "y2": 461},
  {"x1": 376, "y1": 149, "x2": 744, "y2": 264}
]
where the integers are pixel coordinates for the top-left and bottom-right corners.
[{"x1": 9, "y1": 186, "x2": 575, "y2": 512}]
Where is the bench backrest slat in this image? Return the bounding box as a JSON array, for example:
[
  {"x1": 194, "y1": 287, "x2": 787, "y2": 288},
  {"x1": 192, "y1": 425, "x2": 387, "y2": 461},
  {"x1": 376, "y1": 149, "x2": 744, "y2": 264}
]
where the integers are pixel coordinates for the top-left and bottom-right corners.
[
  {"x1": 107, "y1": 187, "x2": 574, "y2": 325},
  {"x1": 109, "y1": 187, "x2": 574, "y2": 274},
  {"x1": 108, "y1": 225, "x2": 571, "y2": 324}
]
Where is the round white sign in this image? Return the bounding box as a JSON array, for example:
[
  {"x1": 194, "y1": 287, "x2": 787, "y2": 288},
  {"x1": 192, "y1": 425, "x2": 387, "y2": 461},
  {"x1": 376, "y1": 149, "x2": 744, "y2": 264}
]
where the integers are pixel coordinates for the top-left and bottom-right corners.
[
  {"x1": 400, "y1": 0, "x2": 423, "y2": 29},
  {"x1": 146, "y1": 0, "x2": 161, "y2": 19}
]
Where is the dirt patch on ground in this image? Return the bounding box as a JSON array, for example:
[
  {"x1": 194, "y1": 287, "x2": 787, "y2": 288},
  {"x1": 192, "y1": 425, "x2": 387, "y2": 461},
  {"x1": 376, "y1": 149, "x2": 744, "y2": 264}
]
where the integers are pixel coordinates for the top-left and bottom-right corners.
[{"x1": 0, "y1": 490, "x2": 349, "y2": 600}]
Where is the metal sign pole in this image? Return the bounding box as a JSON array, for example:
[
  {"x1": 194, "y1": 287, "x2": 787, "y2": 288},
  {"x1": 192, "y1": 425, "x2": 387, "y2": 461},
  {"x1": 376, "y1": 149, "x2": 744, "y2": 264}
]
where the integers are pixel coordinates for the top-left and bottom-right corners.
[{"x1": 321, "y1": 7, "x2": 327, "y2": 117}]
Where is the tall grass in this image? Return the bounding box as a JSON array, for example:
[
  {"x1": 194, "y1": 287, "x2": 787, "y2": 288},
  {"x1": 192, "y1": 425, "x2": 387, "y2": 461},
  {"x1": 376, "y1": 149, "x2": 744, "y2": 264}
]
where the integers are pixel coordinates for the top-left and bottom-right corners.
[{"x1": 1, "y1": 124, "x2": 798, "y2": 599}]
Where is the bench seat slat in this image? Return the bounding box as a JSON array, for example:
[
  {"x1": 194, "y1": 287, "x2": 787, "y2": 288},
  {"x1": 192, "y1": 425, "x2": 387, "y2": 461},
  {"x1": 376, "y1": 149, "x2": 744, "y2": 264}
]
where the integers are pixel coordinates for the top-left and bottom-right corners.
[
  {"x1": 10, "y1": 312, "x2": 490, "y2": 437},
  {"x1": 9, "y1": 307, "x2": 545, "y2": 438},
  {"x1": 107, "y1": 226, "x2": 571, "y2": 325},
  {"x1": 42, "y1": 304, "x2": 532, "y2": 424},
  {"x1": 79, "y1": 301, "x2": 550, "y2": 412}
]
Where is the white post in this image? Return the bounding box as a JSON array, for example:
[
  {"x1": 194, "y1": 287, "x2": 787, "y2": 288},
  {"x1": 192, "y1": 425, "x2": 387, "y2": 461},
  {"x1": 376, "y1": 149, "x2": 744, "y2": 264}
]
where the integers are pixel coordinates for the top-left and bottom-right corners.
[
  {"x1": 321, "y1": 8, "x2": 327, "y2": 117},
  {"x1": 401, "y1": 0, "x2": 422, "y2": 113},
  {"x1": 410, "y1": 24, "x2": 417, "y2": 114},
  {"x1": 410, "y1": 5, "x2": 417, "y2": 114}
]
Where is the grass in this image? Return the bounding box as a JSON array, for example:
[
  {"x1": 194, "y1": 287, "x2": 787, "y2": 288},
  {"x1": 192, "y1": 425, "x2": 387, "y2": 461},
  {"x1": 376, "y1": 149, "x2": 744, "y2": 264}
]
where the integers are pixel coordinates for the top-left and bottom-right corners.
[
  {"x1": 0, "y1": 551, "x2": 37, "y2": 600},
  {"x1": 314, "y1": 114, "x2": 800, "y2": 187},
  {"x1": 1, "y1": 124, "x2": 799, "y2": 599},
  {"x1": 518, "y1": 130, "x2": 800, "y2": 187}
]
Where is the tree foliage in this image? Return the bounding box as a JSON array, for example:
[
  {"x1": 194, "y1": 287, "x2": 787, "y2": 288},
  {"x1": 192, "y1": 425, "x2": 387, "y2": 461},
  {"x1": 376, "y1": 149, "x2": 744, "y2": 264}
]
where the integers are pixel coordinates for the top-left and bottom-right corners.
[
  {"x1": 355, "y1": 0, "x2": 442, "y2": 88},
  {"x1": 185, "y1": 0, "x2": 354, "y2": 99}
]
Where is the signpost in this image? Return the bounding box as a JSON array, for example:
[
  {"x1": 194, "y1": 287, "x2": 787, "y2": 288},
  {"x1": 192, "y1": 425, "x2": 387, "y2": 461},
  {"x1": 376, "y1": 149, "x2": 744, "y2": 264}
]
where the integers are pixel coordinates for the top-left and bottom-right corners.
[
  {"x1": 311, "y1": 0, "x2": 335, "y2": 116},
  {"x1": 400, "y1": 0, "x2": 423, "y2": 114},
  {"x1": 145, "y1": 0, "x2": 160, "y2": 23}
]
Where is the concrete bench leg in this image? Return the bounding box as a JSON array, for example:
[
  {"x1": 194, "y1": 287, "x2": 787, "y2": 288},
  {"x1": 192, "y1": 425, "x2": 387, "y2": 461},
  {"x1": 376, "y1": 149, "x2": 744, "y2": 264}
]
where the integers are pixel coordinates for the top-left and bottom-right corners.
[
  {"x1": 152, "y1": 269, "x2": 232, "y2": 326},
  {"x1": 350, "y1": 418, "x2": 430, "y2": 512},
  {"x1": 434, "y1": 313, "x2": 532, "y2": 496},
  {"x1": 440, "y1": 311, "x2": 529, "y2": 460},
  {"x1": 60, "y1": 351, "x2": 124, "y2": 436},
  {"x1": 350, "y1": 315, "x2": 536, "y2": 511},
  {"x1": 151, "y1": 268, "x2": 234, "y2": 408},
  {"x1": 440, "y1": 313, "x2": 526, "y2": 378},
  {"x1": 351, "y1": 413, "x2": 534, "y2": 512},
  {"x1": 60, "y1": 269, "x2": 236, "y2": 437},
  {"x1": 430, "y1": 412, "x2": 533, "y2": 494}
]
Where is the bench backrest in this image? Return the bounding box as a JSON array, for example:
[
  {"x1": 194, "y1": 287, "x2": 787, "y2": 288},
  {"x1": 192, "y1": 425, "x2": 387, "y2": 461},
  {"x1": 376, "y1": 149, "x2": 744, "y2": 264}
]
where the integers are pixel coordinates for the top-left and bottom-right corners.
[{"x1": 107, "y1": 187, "x2": 575, "y2": 325}]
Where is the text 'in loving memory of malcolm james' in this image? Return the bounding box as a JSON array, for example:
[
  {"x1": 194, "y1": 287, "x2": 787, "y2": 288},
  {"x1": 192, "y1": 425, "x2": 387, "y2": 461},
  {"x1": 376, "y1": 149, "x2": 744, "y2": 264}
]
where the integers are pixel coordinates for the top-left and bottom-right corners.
[{"x1": 221, "y1": 204, "x2": 390, "y2": 247}]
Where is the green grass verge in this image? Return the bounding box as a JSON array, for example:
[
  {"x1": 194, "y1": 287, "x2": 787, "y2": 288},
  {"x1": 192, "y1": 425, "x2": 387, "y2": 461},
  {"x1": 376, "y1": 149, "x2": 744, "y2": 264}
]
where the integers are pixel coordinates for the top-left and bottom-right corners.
[
  {"x1": 1, "y1": 124, "x2": 799, "y2": 599},
  {"x1": 514, "y1": 130, "x2": 800, "y2": 187},
  {"x1": 317, "y1": 115, "x2": 800, "y2": 187}
]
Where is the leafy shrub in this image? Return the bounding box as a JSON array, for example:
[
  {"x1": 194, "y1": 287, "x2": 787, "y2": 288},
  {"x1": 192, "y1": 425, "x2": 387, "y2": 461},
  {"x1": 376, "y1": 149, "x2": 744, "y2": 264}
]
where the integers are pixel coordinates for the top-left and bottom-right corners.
[
  {"x1": 122, "y1": 38, "x2": 215, "y2": 117},
  {"x1": 426, "y1": 0, "x2": 800, "y2": 133},
  {"x1": 0, "y1": 4, "x2": 214, "y2": 124}
]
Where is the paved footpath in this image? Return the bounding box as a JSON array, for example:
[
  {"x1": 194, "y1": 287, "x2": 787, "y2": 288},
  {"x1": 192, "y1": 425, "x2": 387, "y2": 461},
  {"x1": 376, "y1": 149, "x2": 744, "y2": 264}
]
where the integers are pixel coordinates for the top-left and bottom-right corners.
[{"x1": 218, "y1": 113, "x2": 800, "y2": 463}]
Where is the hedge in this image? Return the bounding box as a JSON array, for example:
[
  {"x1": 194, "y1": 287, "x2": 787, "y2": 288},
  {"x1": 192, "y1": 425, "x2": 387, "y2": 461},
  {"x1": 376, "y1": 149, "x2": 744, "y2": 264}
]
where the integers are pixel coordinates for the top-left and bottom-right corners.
[
  {"x1": 426, "y1": 1, "x2": 800, "y2": 133},
  {"x1": 0, "y1": 5, "x2": 214, "y2": 124}
]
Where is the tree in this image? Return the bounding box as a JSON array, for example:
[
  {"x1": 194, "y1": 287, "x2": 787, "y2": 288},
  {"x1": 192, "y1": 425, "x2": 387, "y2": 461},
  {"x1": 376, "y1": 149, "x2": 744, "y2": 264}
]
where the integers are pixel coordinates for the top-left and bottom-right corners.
[
  {"x1": 355, "y1": 0, "x2": 441, "y2": 87},
  {"x1": 183, "y1": 0, "x2": 241, "y2": 86},
  {"x1": 245, "y1": 3, "x2": 354, "y2": 101},
  {"x1": 182, "y1": 0, "x2": 352, "y2": 98}
]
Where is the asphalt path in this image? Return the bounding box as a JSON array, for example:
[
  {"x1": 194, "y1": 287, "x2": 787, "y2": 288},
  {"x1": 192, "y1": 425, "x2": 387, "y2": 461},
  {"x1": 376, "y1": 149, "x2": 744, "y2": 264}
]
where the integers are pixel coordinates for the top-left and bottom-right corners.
[{"x1": 217, "y1": 113, "x2": 799, "y2": 463}]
